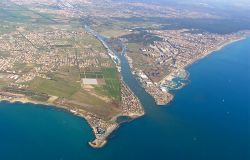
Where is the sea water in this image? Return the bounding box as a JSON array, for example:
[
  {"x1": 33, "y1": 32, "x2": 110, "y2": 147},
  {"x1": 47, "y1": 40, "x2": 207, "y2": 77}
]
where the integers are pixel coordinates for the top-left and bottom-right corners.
[{"x1": 0, "y1": 37, "x2": 249, "y2": 160}]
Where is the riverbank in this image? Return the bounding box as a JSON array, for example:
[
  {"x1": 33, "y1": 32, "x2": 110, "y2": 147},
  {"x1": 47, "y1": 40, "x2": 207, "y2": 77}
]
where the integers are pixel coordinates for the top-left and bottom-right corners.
[
  {"x1": 1, "y1": 36, "x2": 249, "y2": 159},
  {"x1": 125, "y1": 33, "x2": 250, "y2": 106},
  {"x1": 124, "y1": 53, "x2": 173, "y2": 105},
  {"x1": 0, "y1": 24, "x2": 147, "y2": 149},
  {"x1": 87, "y1": 81, "x2": 145, "y2": 148},
  {"x1": 83, "y1": 26, "x2": 145, "y2": 147}
]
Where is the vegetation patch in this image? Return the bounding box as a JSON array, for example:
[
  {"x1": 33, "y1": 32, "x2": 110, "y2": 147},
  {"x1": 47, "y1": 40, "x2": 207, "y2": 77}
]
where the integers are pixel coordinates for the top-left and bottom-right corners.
[{"x1": 29, "y1": 77, "x2": 81, "y2": 98}]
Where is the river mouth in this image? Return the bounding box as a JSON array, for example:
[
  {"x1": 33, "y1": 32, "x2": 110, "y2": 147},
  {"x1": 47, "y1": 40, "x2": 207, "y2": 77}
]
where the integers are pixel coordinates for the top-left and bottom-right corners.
[{"x1": 0, "y1": 25, "x2": 249, "y2": 160}]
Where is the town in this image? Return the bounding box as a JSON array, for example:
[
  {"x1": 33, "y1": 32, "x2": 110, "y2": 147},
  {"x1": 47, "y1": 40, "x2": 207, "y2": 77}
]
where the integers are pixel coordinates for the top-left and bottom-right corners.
[
  {"x1": 1, "y1": 0, "x2": 250, "y2": 150},
  {"x1": 0, "y1": 0, "x2": 145, "y2": 148},
  {"x1": 124, "y1": 29, "x2": 250, "y2": 105}
]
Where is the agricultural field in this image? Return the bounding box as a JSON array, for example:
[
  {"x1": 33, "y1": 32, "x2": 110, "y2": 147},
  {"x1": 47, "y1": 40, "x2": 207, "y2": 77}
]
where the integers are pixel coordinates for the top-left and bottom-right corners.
[
  {"x1": 0, "y1": 0, "x2": 122, "y2": 120},
  {"x1": 80, "y1": 67, "x2": 121, "y2": 101}
]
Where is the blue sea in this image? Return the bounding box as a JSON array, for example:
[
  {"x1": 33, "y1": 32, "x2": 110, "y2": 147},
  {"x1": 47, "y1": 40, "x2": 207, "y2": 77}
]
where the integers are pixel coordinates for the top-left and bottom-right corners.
[{"x1": 0, "y1": 37, "x2": 249, "y2": 160}]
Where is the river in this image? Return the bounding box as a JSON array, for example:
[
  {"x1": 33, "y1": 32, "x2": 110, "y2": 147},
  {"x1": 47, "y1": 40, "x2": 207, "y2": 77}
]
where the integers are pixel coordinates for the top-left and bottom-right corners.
[{"x1": 0, "y1": 35, "x2": 249, "y2": 160}]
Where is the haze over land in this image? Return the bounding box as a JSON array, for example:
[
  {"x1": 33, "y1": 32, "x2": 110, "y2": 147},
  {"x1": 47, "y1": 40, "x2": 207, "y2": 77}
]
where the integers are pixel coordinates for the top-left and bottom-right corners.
[{"x1": 0, "y1": 0, "x2": 249, "y2": 149}]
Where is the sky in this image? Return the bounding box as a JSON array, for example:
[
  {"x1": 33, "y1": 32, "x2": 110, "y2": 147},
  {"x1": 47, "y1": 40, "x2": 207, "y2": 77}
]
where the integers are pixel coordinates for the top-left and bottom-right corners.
[{"x1": 118, "y1": 0, "x2": 250, "y2": 6}]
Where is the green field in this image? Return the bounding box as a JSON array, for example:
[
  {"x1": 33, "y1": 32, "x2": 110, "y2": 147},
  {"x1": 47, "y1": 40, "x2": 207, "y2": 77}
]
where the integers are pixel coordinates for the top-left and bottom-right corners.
[
  {"x1": 70, "y1": 90, "x2": 121, "y2": 120},
  {"x1": 0, "y1": 1, "x2": 122, "y2": 119},
  {"x1": 12, "y1": 63, "x2": 38, "y2": 73},
  {"x1": 77, "y1": 34, "x2": 106, "y2": 52},
  {"x1": 99, "y1": 68, "x2": 121, "y2": 101},
  {"x1": 29, "y1": 77, "x2": 81, "y2": 98},
  {"x1": 80, "y1": 71, "x2": 104, "y2": 79},
  {"x1": 3, "y1": 87, "x2": 49, "y2": 102},
  {"x1": 0, "y1": 2, "x2": 56, "y2": 24},
  {"x1": 127, "y1": 43, "x2": 151, "y2": 70}
]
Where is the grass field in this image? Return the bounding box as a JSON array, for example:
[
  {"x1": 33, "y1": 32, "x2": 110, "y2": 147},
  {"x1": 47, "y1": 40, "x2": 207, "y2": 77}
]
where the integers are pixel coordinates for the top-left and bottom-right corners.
[
  {"x1": 77, "y1": 34, "x2": 105, "y2": 52},
  {"x1": 100, "y1": 68, "x2": 121, "y2": 101},
  {"x1": 0, "y1": 79, "x2": 8, "y2": 89},
  {"x1": 12, "y1": 63, "x2": 38, "y2": 73},
  {"x1": 100, "y1": 29, "x2": 130, "y2": 38},
  {"x1": 127, "y1": 43, "x2": 151, "y2": 70},
  {"x1": 57, "y1": 66, "x2": 81, "y2": 81},
  {"x1": 0, "y1": 1, "x2": 122, "y2": 118},
  {"x1": 80, "y1": 71, "x2": 104, "y2": 79},
  {"x1": 3, "y1": 87, "x2": 50, "y2": 102},
  {"x1": 29, "y1": 77, "x2": 81, "y2": 98}
]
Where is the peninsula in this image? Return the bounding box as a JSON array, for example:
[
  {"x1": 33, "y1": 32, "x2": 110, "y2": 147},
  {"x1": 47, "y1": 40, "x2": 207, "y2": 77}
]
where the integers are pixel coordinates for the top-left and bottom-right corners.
[
  {"x1": 0, "y1": 0, "x2": 144, "y2": 148},
  {"x1": 1, "y1": 0, "x2": 250, "y2": 149}
]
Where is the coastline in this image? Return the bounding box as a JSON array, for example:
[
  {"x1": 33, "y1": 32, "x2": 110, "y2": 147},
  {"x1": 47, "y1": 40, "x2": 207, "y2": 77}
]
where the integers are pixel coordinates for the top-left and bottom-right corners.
[
  {"x1": 0, "y1": 78, "x2": 145, "y2": 149},
  {"x1": 0, "y1": 24, "x2": 146, "y2": 148},
  {"x1": 84, "y1": 26, "x2": 145, "y2": 148},
  {"x1": 160, "y1": 36, "x2": 248, "y2": 84},
  {"x1": 125, "y1": 34, "x2": 249, "y2": 106},
  {"x1": 182, "y1": 36, "x2": 248, "y2": 71},
  {"x1": 1, "y1": 27, "x2": 247, "y2": 149}
]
